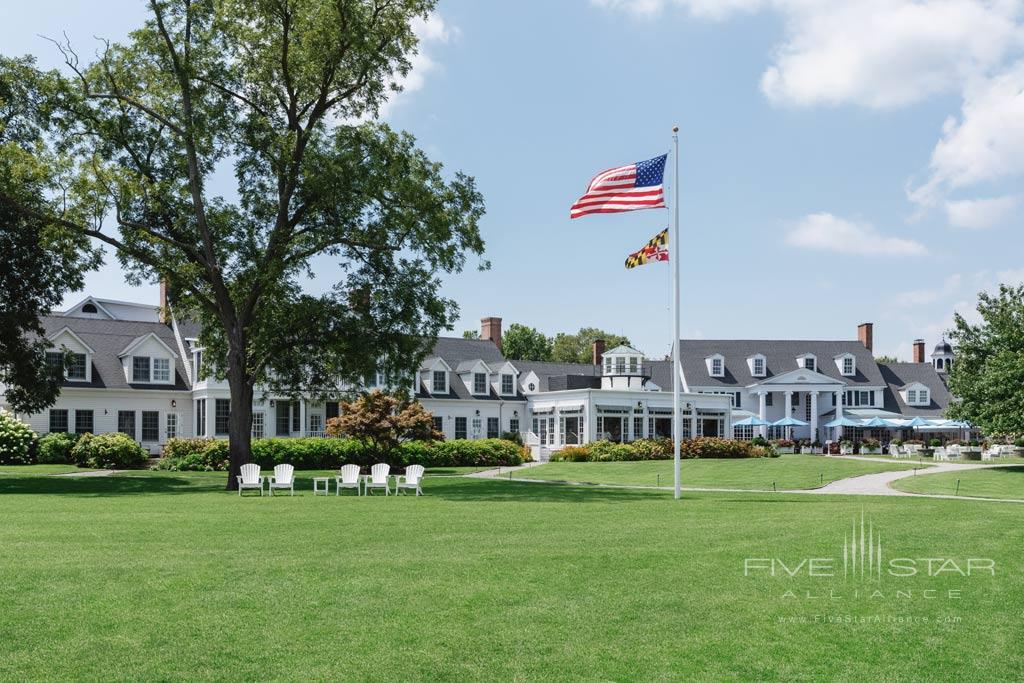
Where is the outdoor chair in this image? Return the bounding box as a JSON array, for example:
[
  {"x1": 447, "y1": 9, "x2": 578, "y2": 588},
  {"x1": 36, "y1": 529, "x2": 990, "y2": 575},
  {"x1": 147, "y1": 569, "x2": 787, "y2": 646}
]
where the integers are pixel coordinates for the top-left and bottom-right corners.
[
  {"x1": 336, "y1": 464, "x2": 361, "y2": 496},
  {"x1": 395, "y1": 464, "x2": 425, "y2": 496},
  {"x1": 237, "y1": 463, "x2": 264, "y2": 496},
  {"x1": 934, "y1": 447, "x2": 947, "y2": 461},
  {"x1": 268, "y1": 464, "x2": 295, "y2": 496},
  {"x1": 365, "y1": 463, "x2": 391, "y2": 496}
]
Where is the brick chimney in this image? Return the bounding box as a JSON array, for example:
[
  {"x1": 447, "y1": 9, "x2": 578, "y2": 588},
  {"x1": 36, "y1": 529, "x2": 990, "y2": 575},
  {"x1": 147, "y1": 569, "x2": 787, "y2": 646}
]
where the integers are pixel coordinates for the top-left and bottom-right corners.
[
  {"x1": 857, "y1": 322, "x2": 873, "y2": 352},
  {"x1": 912, "y1": 339, "x2": 925, "y2": 363},
  {"x1": 159, "y1": 279, "x2": 170, "y2": 324},
  {"x1": 592, "y1": 339, "x2": 606, "y2": 366},
  {"x1": 480, "y1": 317, "x2": 502, "y2": 350}
]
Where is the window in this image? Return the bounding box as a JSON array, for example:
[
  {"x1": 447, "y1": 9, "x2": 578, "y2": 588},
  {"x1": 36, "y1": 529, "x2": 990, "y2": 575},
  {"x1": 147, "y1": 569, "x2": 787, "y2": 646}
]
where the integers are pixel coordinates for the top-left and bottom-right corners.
[
  {"x1": 792, "y1": 393, "x2": 800, "y2": 406},
  {"x1": 501, "y1": 374, "x2": 514, "y2": 395},
  {"x1": 252, "y1": 411, "x2": 265, "y2": 439},
  {"x1": 81, "y1": 303, "x2": 98, "y2": 314},
  {"x1": 907, "y1": 389, "x2": 917, "y2": 404},
  {"x1": 215, "y1": 399, "x2": 230, "y2": 435},
  {"x1": 804, "y1": 357, "x2": 816, "y2": 372},
  {"x1": 766, "y1": 393, "x2": 773, "y2": 407},
  {"x1": 858, "y1": 390, "x2": 872, "y2": 406},
  {"x1": 487, "y1": 417, "x2": 500, "y2": 438},
  {"x1": 432, "y1": 416, "x2": 443, "y2": 434},
  {"x1": 629, "y1": 356, "x2": 638, "y2": 373},
  {"x1": 45, "y1": 351, "x2": 63, "y2": 374},
  {"x1": 473, "y1": 372, "x2": 487, "y2": 394},
  {"x1": 454, "y1": 417, "x2": 467, "y2": 440},
  {"x1": 604, "y1": 357, "x2": 612, "y2": 373},
  {"x1": 471, "y1": 417, "x2": 482, "y2": 438},
  {"x1": 734, "y1": 392, "x2": 742, "y2": 408},
  {"x1": 193, "y1": 350, "x2": 203, "y2": 380},
  {"x1": 166, "y1": 413, "x2": 178, "y2": 440},
  {"x1": 75, "y1": 410, "x2": 94, "y2": 435},
  {"x1": 753, "y1": 357, "x2": 765, "y2": 375},
  {"x1": 615, "y1": 357, "x2": 626, "y2": 374},
  {"x1": 432, "y1": 370, "x2": 447, "y2": 393},
  {"x1": 118, "y1": 411, "x2": 136, "y2": 439},
  {"x1": 67, "y1": 353, "x2": 87, "y2": 380},
  {"x1": 152, "y1": 358, "x2": 171, "y2": 383},
  {"x1": 509, "y1": 418, "x2": 519, "y2": 434},
  {"x1": 309, "y1": 413, "x2": 323, "y2": 436},
  {"x1": 805, "y1": 400, "x2": 812, "y2": 422},
  {"x1": 919, "y1": 390, "x2": 929, "y2": 404},
  {"x1": 196, "y1": 399, "x2": 207, "y2": 437},
  {"x1": 291, "y1": 402, "x2": 300, "y2": 432},
  {"x1": 326, "y1": 402, "x2": 340, "y2": 420},
  {"x1": 132, "y1": 356, "x2": 151, "y2": 382},
  {"x1": 141, "y1": 411, "x2": 160, "y2": 442},
  {"x1": 633, "y1": 416, "x2": 643, "y2": 440},
  {"x1": 842, "y1": 357, "x2": 855, "y2": 376},
  {"x1": 276, "y1": 401, "x2": 290, "y2": 436},
  {"x1": 711, "y1": 358, "x2": 723, "y2": 376},
  {"x1": 49, "y1": 409, "x2": 69, "y2": 433}
]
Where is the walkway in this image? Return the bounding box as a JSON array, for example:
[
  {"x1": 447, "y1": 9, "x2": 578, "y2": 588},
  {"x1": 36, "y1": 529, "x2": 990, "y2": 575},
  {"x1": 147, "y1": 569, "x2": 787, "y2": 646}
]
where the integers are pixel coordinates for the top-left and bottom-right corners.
[{"x1": 472, "y1": 456, "x2": 1024, "y2": 503}]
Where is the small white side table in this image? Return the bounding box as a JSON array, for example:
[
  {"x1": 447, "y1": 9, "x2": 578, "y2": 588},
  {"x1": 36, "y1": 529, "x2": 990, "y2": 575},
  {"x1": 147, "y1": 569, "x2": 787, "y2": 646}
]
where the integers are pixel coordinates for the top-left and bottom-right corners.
[{"x1": 312, "y1": 477, "x2": 330, "y2": 496}]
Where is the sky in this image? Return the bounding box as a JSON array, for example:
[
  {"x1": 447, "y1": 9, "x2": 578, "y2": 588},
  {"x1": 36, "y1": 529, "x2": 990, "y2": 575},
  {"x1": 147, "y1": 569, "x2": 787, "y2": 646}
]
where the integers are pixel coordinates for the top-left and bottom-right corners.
[{"x1": 4, "y1": 0, "x2": 1024, "y2": 360}]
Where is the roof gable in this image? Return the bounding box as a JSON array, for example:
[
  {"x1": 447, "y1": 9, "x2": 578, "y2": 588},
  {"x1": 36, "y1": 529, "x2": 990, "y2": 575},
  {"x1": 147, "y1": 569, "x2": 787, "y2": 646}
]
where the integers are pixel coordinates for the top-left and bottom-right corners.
[
  {"x1": 47, "y1": 327, "x2": 97, "y2": 355},
  {"x1": 118, "y1": 332, "x2": 179, "y2": 359},
  {"x1": 757, "y1": 368, "x2": 844, "y2": 386}
]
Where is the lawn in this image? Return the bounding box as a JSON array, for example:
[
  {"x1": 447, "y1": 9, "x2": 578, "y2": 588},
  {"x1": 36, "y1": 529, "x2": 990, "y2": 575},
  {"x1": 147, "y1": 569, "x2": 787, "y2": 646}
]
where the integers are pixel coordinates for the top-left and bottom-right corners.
[
  {"x1": 892, "y1": 465, "x2": 1024, "y2": 501},
  {"x1": 509, "y1": 455, "x2": 924, "y2": 490},
  {"x1": 1, "y1": 471, "x2": 1021, "y2": 680}
]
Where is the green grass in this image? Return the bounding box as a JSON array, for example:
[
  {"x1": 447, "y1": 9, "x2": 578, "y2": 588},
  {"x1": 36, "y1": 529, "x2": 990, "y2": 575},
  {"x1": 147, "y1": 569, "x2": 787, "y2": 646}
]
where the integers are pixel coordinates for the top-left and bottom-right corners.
[
  {"x1": 1, "y1": 471, "x2": 1021, "y2": 680},
  {"x1": 511, "y1": 455, "x2": 924, "y2": 490},
  {"x1": 0, "y1": 464, "x2": 84, "y2": 475},
  {"x1": 892, "y1": 465, "x2": 1024, "y2": 500}
]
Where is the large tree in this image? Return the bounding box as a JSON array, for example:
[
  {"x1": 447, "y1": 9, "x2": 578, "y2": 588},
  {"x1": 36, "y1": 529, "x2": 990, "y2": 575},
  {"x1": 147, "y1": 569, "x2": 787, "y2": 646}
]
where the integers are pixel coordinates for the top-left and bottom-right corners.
[
  {"x1": 502, "y1": 323, "x2": 551, "y2": 361},
  {"x1": 550, "y1": 327, "x2": 630, "y2": 364},
  {"x1": 0, "y1": 0, "x2": 485, "y2": 487},
  {"x1": 0, "y1": 56, "x2": 101, "y2": 413},
  {"x1": 946, "y1": 284, "x2": 1024, "y2": 436}
]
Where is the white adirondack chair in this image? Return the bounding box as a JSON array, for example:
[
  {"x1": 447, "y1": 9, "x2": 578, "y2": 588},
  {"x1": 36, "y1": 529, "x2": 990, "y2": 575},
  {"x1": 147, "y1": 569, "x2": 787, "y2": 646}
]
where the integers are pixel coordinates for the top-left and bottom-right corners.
[
  {"x1": 395, "y1": 464, "x2": 425, "y2": 496},
  {"x1": 268, "y1": 464, "x2": 295, "y2": 496},
  {"x1": 237, "y1": 463, "x2": 263, "y2": 496},
  {"x1": 336, "y1": 464, "x2": 361, "y2": 496},
  {"x1": 364, "y1": 463, "x2": 391, "y2": 496},
  {"x1": 934, "y1": 447, "x2": 948, "y2": 461}
]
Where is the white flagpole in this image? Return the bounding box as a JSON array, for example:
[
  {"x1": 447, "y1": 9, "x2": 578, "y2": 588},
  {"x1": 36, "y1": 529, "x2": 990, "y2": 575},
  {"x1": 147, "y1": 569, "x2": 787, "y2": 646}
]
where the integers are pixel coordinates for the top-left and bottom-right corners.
[{"x1": 671, "y1": 125, "x2": 682, "y2": 500}]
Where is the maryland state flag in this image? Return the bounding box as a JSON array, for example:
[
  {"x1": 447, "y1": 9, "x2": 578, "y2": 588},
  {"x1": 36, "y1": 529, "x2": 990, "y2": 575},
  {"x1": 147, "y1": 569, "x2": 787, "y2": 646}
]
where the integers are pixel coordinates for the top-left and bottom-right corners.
[{"x1": 624, "y1": 229, "x2": 669, "y2": 269}]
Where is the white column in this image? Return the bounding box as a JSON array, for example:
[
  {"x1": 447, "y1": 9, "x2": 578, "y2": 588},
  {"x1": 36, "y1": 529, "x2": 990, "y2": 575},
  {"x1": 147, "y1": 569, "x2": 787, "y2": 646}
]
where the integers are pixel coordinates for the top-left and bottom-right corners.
[
  {"x1": 758, "y1": 392, "x2": 768, "y2": 438},
  {"x1": 784, "y1": 390, "x2": 793, "y2": 418},
  {"x1": 299, "y1": 399, "x2": 307, "y2": 437},
  {"x1": 835, "y1": 391, "x2": 843, "y2": 419},
  {"x1": 810, "y1": 391, "x2": 819, "y2": 443}
]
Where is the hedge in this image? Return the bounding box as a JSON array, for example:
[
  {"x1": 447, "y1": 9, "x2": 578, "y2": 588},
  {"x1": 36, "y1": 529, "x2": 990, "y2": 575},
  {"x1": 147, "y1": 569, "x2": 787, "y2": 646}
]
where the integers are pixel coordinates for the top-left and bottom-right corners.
[
  {"x1": 0, "y1": 410, "x2": 37, "y2": 465},
  {"x1": 37, "y1": 432, "x2": 80, "y2": 464},
  {"x1": 157, "y1": 437, "x2": 529, "y2": 471},
  {"x1": 550, "y1": 437, "x2": 774, "y2": 462},
  {"x1": 70, "y1": 433, "x2": 149, "y2": 469}
]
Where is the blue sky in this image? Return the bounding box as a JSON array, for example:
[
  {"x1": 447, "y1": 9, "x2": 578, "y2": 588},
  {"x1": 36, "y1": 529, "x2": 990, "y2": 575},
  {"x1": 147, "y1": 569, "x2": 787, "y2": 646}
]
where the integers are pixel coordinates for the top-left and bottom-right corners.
[{"x1": 5, "y1": 1, "x2": 1023, "y2": 359}]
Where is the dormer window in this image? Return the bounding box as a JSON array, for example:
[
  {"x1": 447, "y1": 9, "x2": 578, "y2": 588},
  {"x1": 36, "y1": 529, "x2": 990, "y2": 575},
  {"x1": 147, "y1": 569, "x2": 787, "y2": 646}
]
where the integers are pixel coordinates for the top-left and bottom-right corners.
[
  {"x1": 843, "y1": 357, "x2": 854, "y2": 375},
  {"x1": 46, "y1": 351, "x2": 88, "y2": 381},
  {"x1": 905, "y1": 386, "x2": 930, "y2": 406},
  {"x1": 748, "y1": 354, "x2": 766, "y2": 377},
  {"x1": 81, "y1": 303, "x2": 98, "y2": 314},
  {"x1": 153, "y1": 358, "x2": 171, "y2": 383},
  {"x1": 501, "y1": 373, "x2": 514, "y2": 395},
  {"x1": 804, "y1": 357, "x2": 815, "y2": 372},
  {"x1": 835, "y1": 353, "x2": 856, "y2": 377},
  {"x1": 432, "y1": 370, "x2": 447, "y2": 393},
  {"x1": 473, "y1": 372, "x2": 488, "y2": 394},
  {"x1": 132, "y1": 356, "x2": 151, "y2": 382},
  {"x1": 706, "y1": 354, "x2": 724, "y2": 378}
]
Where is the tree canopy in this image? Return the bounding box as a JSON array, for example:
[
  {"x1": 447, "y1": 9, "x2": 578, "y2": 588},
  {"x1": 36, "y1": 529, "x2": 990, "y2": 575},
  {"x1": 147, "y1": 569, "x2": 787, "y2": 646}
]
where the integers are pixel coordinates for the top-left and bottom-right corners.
[
  {"x1": 502, "y1": 323, "x2": 552, "y2": 361},
  {"x1": 551, "y1": 327, "x2": 630, "y2": 364},
  {"x1": 946, "y1": 284, "x2": 1024, "y2": 436},
  {"x1": 0, "y1": 0, "x2": 485, "y2": 486},
  {"x1": 326, "y1": 389, "x2": 440, "y2": 459}
]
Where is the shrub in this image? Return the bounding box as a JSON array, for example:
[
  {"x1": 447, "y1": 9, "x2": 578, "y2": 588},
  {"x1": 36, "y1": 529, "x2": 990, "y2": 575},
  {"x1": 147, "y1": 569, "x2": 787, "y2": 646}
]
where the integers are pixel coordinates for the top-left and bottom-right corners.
[
  {"x1": 861, "y1": 438, "x2": 881, "y2": 449},
  {"x1": 680, "y1": 437, "x2": 768, "y2": 459},
  {"x1": 629, "y1": 438, "x2": 673, "y2": 460},
  {"x1": 586, "y1": 440, "x2": 637, "y2": 462},
  {"x1": 551, "y1": 446, "x2": 590, "y2": 462},
  {"x1": 423, "y1": 439, "x2": 525, "y2": 467},
  {"x1": 500, "y1": 431, "x2": 523, "y2": 445},
  {"x1": 157, "y1": 438, "x2": 230, "y2": 471},
  {"x1": 37, "y1": 432, "x2": 78, "y2": 464},
  {"x1": 71, "y1": 432, "x2": 148, "y2": 469},
  {"x1": 0, "y1": 410, "x2": 37, "y2": 465},
  {"x1": 1015, "y1": 437, "x2": 1024, "y2": 448},
  {"x1": 929, "y1": 438, "x2": 942, "y2": 448},
  {"x1": 772, "y1": 439, "x2": 795, "y2": 448}
]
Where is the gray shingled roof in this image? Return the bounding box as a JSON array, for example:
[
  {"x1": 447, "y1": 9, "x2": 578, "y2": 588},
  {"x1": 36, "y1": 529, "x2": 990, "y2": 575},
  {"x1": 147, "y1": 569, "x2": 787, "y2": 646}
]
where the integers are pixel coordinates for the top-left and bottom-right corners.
[
  {"x1": 40, "y1": 316, "x2": 190, "y2": 391},
  {"x1": 414, "y1": 337, "x2": 524, "y2": 401},
  {"x1": 510, "y1": 360, "x2": 600, "y2": 392},
  {"x1": 878, "y1": 362, "x2": 951, "y2": 416},
  {"x1": 669, "y1": 340, "x2": 883, "y2": 387}
]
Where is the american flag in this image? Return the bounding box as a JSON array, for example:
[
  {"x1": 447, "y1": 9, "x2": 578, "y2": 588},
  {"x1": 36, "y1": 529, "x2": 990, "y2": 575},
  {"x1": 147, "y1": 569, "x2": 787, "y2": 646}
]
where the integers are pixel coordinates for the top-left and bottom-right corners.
[{"x1": 570, "y1": 153, "x2": 667, "y2": 219}]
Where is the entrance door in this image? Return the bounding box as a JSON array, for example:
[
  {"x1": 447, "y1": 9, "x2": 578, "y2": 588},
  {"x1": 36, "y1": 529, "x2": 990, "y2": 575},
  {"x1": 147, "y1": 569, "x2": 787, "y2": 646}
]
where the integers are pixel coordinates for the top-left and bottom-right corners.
[{"x1": 701, "y1": 418, "x2": 720, "y2": 438}]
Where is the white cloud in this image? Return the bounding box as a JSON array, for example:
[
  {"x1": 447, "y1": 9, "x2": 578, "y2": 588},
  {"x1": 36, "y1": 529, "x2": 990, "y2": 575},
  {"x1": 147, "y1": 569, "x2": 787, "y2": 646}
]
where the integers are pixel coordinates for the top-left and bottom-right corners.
[
  {"x1": 944, "y1": 195, "x2": 1020, "y2": 229},
  {"x1": 376, "y1": 12, "x2": 455, "y2": 119},
  {"x1": 785, "y1": 212, "x2": 927, "y2": 256},
  {"x1": 589, "y1": 0, "x2": 763, "y2": 20},
  {"x1": 894, "y1": 274, "x2": 963, "y2": 307},
  {"x1": 760, "y1": 1, "x2": 1023, "y2": 109}
]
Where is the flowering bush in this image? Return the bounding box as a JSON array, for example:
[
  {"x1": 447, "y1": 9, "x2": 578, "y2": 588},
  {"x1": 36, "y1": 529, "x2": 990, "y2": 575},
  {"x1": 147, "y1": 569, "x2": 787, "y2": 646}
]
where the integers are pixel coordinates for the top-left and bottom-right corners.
[
  {"x1": 550, "y1": 437, "x2": 772, "y2": 461},
  {"x1": 0, "y1": 410, "x2": 36, "y2": 465}
]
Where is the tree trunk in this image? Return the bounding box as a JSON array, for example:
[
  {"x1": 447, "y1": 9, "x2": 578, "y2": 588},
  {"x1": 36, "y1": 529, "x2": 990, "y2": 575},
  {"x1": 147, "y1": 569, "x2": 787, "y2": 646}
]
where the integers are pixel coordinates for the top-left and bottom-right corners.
[{"x1": 225, "y1": 347, "x2": 255, "y2": 491}]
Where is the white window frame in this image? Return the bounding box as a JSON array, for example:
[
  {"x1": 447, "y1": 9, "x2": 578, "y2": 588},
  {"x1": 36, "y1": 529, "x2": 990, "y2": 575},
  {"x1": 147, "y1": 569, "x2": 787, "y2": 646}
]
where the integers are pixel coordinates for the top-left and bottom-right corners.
[
  {"x1": 473, "y1": 372, "x2": 488, "y2": 395},
  {"x1": 431, "y1": 370, "x2": 447, "y2": 394},
  {"x1": 166, "y1": 413, "x2": 178, "y2": 440},
  {"x1": 752, "y1": 356, "x2": 765, "y2": 377},
  {"x1": 842, "y1": 356, "x2": 855, "y2": 376},
  {"x1": 711, "y1": 358, "x2": 723, "y2": 377},
  {"x1": 152, "y1": 357, "x2": 171, "y2": 383},
  {"x1": 252, "y1": 411, "x2": 265, "y2": 439},
  {"x1": 501, "y1": 373, "x2": 515, "y2": 395}
]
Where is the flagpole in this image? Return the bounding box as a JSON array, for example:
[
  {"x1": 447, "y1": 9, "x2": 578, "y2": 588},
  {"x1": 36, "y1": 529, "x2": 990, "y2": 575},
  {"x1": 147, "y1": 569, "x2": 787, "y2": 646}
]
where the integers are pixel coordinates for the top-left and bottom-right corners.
[{"x1": 671, "y1": 125, "x2": 682, "y2": 500}]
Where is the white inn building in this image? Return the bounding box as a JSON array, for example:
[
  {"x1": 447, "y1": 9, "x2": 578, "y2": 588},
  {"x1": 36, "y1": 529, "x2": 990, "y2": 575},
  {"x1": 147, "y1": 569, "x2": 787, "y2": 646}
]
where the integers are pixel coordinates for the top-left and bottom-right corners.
[{"x1": 2, "y1": 295, "x2": 955, "y2": 457}]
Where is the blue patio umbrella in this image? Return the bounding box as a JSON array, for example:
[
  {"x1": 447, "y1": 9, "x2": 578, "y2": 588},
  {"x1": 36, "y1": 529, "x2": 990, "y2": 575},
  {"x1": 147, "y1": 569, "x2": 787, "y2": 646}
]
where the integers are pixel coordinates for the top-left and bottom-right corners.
[
  {"x1": 772, "y1": 415, "x2": 809, "y2": 439},
  {"x1": 733, "y1": 416, "x2": 770, "y2": 427},
  {"x1": 905, "y1": 416, "x2": 930, "y2": 428},
  {"x1": 824, "y1": 416, "x2": 862, "y2": 428},
  {"x1": 862, "y1": 417, "x2": 895, "y2": 428}
]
